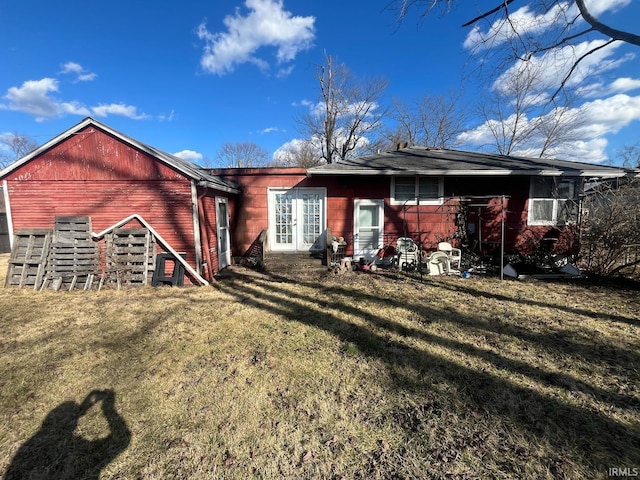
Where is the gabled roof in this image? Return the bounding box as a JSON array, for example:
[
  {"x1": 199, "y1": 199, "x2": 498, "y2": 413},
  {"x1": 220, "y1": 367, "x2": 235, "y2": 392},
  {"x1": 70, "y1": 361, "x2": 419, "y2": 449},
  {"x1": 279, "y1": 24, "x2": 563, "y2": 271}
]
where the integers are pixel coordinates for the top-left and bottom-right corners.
[
  {"x1": 308, "y1": 146, "x2": 629, "y2": 178},
  {"x1": 0, "y1": 117, "x2": 239, "y2": 194}
]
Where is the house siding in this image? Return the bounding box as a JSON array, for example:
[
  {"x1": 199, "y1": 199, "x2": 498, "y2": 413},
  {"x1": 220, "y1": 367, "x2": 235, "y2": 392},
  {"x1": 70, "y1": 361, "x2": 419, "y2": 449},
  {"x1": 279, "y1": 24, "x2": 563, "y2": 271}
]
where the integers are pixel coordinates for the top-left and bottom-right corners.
[
  {"x1": 217, "y1": 168, "x2": 577, "y2": 259},
  {"x1": 1, "y1": 125, "x2": 226, "y2": 283}
]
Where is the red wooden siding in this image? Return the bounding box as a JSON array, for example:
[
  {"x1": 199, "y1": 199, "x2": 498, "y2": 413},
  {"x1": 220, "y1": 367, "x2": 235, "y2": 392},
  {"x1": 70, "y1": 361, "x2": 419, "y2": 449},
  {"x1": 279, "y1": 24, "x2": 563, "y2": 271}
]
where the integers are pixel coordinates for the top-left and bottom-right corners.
[
  {"x1": 213, "y1": 168, "x2": 311, "y2": 256},
  {"x1": 216, "y1": 168, "x2": 574, "y2": 259},
  {"x1": 3, "y1": 126, "x2": 214, "y2": 282}
]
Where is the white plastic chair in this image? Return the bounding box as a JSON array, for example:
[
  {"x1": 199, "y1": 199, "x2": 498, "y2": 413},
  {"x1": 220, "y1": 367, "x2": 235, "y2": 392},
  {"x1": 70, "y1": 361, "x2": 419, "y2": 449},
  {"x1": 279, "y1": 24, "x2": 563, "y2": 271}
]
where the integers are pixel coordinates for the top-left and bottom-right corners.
[
  {"x1": 428, "y1": 251, "x2": 450, "y2": 275},
  {"x1": 438, "y1": 242, "x2": 462, "y2": 270}
]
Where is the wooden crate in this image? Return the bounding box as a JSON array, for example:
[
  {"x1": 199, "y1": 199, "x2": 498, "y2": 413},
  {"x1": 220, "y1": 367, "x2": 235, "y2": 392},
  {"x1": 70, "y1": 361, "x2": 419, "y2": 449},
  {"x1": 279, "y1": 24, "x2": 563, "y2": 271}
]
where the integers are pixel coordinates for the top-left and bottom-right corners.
[
  {"x1": 42, "y1": 216, "x2": 100, "y2": 291},
  {"x1": 104, "y1": 228, "x2": 156, "y2": 288},
  {"x1": 5, "y1": 229, "x2": 52, "y2": 289}
]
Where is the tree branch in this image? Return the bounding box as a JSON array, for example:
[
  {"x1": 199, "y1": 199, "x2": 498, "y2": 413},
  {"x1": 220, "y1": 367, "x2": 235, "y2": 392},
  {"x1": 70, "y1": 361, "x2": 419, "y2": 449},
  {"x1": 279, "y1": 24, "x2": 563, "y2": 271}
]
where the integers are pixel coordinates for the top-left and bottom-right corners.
[
  {"x1": 550, "y1": 39, "x2": 616, "y2": 102},
  {"x1": 575, "y1": 0, "x2": 640, "y2": 46},
  {"x1": 462, "y1": 0, "x2": 517, "y2": 27}
]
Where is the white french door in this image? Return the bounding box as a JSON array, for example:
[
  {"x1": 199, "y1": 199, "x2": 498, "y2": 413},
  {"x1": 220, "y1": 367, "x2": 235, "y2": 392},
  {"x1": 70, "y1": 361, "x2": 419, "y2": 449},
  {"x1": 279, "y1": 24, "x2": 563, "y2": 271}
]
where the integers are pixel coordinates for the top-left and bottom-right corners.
[
  {"x1": 216, "y1": 197, "x2": 231, "y2": 270},
  {"x1": 268, "y1": 188, "x2": 326, "y2": 252},
  {"x1": 354, "y1": 199, "x2": 384, "y2": 260}
]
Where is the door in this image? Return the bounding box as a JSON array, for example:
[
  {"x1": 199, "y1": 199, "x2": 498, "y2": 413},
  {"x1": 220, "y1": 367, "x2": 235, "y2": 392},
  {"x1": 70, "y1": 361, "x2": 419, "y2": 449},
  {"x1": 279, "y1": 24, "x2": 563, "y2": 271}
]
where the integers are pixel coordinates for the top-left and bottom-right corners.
[
  {"x1": 354, "y1": 199, "x2": 384, "y2": 260},
  {"x1": 216, "y1": 197, "x2": 231, "y2": 270},
  {"x1": 269, "y1": 188, "x2": 325, "y2": 252}
]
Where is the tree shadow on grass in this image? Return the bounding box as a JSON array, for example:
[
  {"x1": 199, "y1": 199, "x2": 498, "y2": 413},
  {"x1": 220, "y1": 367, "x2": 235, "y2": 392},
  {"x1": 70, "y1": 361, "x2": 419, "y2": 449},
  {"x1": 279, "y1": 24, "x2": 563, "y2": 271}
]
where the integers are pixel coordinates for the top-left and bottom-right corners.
[
  {"x1": 216, "y1": 275, "x2": 640, "y2": 474},
  {"x1": 4, "y1": 390, "x2": 130, "y2": 480}
]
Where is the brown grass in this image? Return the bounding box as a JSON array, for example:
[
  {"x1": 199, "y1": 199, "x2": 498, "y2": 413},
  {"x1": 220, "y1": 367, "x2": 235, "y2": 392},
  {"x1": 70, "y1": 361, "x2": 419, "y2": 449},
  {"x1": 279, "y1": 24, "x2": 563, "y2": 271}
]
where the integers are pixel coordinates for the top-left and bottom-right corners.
[{"x1": 0, "y1": 254, "x2": 638, "y2": 479}]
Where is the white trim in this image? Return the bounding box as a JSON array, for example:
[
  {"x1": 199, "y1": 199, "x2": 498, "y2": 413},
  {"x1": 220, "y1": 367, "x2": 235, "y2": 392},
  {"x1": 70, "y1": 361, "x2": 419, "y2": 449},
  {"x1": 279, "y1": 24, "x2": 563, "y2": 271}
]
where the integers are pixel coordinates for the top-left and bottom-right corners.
[
  {"x1": 308, "y1": 169, "x2": 628, "y2": 178},
  {"x1": 267, "y1": 187, "x2": 327, "y2": 252},
  {"x1": 527, "y1": 177, "x2": 580, "y2": 226},
  {"x1": 215, "y1": 197, "x2": 231, "y2": 270},
  {"x1": 3, "y1": 180, "x2": 13, "y2": 249},
  {"x1": 191, "y1": 181, "x2": 203, "y2": 274},
  {"x1": 390, "y1": 176, "x2": 443, "y2": 206},
  {"x1": 353, "y1": 199, "x2": 385, "y2": 260}
]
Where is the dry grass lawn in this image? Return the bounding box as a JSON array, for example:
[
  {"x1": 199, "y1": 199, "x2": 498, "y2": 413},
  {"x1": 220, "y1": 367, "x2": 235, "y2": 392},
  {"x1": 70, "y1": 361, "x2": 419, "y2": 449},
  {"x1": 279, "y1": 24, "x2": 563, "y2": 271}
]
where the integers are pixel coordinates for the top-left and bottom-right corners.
[{"x1": 0, "y1": 254, "x2": 638, "y2": 479}]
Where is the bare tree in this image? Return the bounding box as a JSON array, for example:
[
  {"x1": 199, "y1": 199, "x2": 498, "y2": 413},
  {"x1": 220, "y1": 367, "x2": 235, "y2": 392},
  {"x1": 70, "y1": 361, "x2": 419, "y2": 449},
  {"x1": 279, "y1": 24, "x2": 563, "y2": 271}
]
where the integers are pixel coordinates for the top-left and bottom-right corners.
[
  {"x1": 580, "y1": 177, "x2": 640, "y2": 276},
  {"x1": 389, "y1": 0, "x2": 639, "y2": 94},
  {"x1": 617, "y1": 143, "x2": 640, "y2": 168},
  {"x1": 0, "y1": 132, "x2": 39, "y2": 168},
  {"x1": 272, "y1": 139, "x2": 322, "y2": 168},
  {"x1": 460, "y1": 60, "x2": 585, "y2": 157},
  {"x1": 296, "y1": 53, "x2": 388, "y2": 163},
  {"x1": 385, "y1": 91, "x2": 468, "y2": 149},
  {"x1": 215, "y1": 142, "x2": 271, "y2": 168}
]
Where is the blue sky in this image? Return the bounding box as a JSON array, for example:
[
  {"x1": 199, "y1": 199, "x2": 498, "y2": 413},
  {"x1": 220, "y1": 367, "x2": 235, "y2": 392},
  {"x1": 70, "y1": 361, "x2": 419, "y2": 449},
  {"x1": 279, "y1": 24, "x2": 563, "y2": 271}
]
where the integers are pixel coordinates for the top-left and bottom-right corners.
[{"x1": 1, "y1": 0, "x2": 639, "y2": 166}]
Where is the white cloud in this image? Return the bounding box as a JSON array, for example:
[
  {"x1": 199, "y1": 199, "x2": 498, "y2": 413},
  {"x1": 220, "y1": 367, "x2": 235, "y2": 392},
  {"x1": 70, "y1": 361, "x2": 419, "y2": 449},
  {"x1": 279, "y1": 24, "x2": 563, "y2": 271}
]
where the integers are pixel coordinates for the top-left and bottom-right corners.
[
  {"x1": 458, "y1": 93, "x2": 640, "y2": 163},
  {"x1": 463, "y1": 0, "x2": 632, "y2": 52},
  {"x1": 2, "y1": 78, "x2": 64, "y2": 120},
  {"x1": 91, "y1": 103, "x2": 148, "y2": 120},
  {"x1": 60, "y1": 61, "x2": 97, "y2": 82},
  {"x1": 173, "y1": 149, "x2": 203, "y2": 162},
  {"x1": 1, "y1": 77, "x2": 146, "y2": 121},
  {"x1": 578, "y1": 77, "x2": 640, "y2": 98},
  {"x1": 260, "y1": 127, "x2": 280, "y2": 134},
  {"x1": 493, "y1": 40, "x2": 630, "y2": 96},
  {"x1": 197, "y1": 0, "x2": 315, "y2": 75}
]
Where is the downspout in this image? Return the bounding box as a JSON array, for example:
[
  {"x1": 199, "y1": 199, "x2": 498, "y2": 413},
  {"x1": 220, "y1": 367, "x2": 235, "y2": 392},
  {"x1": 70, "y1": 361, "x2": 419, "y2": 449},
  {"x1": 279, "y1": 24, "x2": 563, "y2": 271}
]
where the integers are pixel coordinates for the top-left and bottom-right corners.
[
  {"x1": 3, "y1": 180, "x2": 14, "y2": 249},
  {"x1": 191, "y1": 180, "x2": 203, "y2": 276},
  {"x1": 197, "y1": 191, "x2": 214, "y2": 281}
]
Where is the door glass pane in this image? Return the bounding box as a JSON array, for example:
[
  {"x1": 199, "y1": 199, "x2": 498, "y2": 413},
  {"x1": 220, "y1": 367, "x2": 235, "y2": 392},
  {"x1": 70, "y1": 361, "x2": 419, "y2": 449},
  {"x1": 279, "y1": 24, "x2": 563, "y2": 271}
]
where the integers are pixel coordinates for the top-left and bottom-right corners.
[
  {"x1": 218, "y1": 202, "x2": 228, "y2": 226},
  {"x1": 302, "y1": 193, "x2": 321, "y2": 244},
  {"x1": 359, "y1": 205, "x2": 379, "y2": 228},
  {"x1": 275, "y1": 193, "x2": 293, "y2": 244}
]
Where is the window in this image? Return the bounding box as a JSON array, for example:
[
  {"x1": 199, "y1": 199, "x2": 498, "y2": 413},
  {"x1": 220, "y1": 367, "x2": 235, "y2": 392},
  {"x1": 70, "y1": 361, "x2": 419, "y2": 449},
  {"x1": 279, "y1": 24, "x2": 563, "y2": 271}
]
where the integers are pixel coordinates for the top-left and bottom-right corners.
[
  {"x1": 391, "y1": 176, "x2": 442, "y2": 205},
  {"x1": 528, "y1": 177, "x2": 580, "y2": 225}
]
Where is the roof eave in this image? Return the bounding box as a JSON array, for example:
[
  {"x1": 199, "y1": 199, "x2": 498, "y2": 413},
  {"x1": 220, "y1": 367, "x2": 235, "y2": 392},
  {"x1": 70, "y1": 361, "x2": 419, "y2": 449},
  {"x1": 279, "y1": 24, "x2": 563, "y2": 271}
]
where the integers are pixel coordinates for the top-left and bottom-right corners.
[
  {"x1": 197, "y1": 180, "x2": 240, "y2": 194},
  {"x1": 307, "y1": 167, "x2": 628, "y2": 177}
]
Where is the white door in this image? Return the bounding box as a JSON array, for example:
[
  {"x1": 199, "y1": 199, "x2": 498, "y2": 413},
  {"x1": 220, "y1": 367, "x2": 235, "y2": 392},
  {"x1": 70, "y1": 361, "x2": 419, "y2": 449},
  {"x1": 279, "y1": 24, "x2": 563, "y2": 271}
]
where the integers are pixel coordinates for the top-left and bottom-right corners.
[
  {"x1": 269, "y1": 188, "x2": 325, "y2": 252},
  {"x1": 354, "y1": 199, "x2": 384, "y2": 260},
  {"x1": 216, "y1": 197, "x2": 231, "y2": 270}
]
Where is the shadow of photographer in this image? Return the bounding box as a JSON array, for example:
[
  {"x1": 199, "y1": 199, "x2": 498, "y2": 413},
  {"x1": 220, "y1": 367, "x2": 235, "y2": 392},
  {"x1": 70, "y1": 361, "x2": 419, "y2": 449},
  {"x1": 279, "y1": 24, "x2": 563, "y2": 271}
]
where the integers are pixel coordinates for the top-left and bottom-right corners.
[{"x1": 4, "y1": 389, "x2": 131, "y2": 480}]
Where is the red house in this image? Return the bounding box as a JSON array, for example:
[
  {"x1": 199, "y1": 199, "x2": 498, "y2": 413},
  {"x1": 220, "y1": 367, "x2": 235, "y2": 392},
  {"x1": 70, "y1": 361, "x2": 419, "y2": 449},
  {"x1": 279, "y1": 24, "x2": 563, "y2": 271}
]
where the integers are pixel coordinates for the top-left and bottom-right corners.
[
  {"x1": 0, "y1": 118, "x2": 238, "y2": 284},
  {"x1": 215, "y1": 148, "x2": 629, "y2": 263},
  {"x1": 1, "y1": 118, "x2": 631, "y2": 283}
]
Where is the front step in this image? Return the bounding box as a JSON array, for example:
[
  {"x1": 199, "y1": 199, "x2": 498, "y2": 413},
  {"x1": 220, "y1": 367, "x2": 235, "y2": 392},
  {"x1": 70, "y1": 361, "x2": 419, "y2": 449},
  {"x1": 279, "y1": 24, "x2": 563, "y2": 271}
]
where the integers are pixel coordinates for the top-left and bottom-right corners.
[{"x1": 264, "y1": 252, "x2": 327, "y2": 276}]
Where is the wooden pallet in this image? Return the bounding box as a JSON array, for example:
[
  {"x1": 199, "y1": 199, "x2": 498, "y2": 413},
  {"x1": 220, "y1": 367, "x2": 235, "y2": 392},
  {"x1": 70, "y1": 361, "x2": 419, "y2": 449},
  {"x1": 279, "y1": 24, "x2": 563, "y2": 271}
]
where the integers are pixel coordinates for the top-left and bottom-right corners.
[
  {"x1": 103, "y1": 228, "x2": 156, "y2": 289},
  {"x1": 42, "y1": 216, "x2": 100, "y2": 291},
  {"x1": 5, "y1": 229, "x2": 52, "y2": 289}
]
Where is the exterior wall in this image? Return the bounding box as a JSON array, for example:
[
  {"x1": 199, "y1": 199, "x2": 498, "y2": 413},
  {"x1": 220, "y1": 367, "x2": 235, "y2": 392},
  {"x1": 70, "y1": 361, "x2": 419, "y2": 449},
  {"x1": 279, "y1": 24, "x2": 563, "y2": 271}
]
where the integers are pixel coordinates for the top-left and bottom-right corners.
[
  {"x1": 212, "y1": 168, "x2": 311, "y2": 256},
  {"x1": 216, "y1": 168, "x2": 574, "y2": 259},
  {"x1": 2, "y1": 126, "x2": 209, "y2": 281}
]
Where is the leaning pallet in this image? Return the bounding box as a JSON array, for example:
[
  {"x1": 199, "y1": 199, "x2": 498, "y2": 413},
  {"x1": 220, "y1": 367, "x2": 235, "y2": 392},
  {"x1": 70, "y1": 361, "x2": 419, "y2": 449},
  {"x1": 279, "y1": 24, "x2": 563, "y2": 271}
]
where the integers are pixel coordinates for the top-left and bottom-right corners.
[
  {"x1": 103, "y1": 228, "x2": 156, "y2": 289},
  {"x1": 5, "y1": 229, "x2": 52, "y2": 289},
  {"x1": 41, "y1": 216, "x2": 100, "y2": 291}
]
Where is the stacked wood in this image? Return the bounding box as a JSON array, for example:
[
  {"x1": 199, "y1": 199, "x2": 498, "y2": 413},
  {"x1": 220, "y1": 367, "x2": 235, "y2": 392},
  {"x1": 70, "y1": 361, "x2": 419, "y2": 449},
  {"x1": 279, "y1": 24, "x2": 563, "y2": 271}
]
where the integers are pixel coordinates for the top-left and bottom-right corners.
[
  {"x1": 43, "y1": 216, "x2": 100, "y2": 291},
  {"x1": 104, "y1": 228, "x2": 156, "y2": 289},
  {"x1": 5, "y1": 229, "x2": 52, "y2": 289}
]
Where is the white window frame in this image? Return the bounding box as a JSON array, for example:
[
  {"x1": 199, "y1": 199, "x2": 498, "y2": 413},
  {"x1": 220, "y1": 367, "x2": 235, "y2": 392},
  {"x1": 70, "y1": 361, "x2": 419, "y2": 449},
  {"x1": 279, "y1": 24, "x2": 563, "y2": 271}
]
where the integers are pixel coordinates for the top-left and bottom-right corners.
[
  {"x1": 390, "y1": 176, "x2": 443, "y2": 206},
  {"x1": 527, "y1": 177, "x2": 580, "y2": 226}
]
